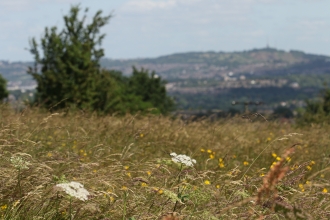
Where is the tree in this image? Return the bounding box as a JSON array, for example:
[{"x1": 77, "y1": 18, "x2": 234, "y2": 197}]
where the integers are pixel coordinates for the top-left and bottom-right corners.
[
  {"x1": 127, "y1": 67, "x2": 174, "y2": 114},
  {"x1": 28, "y1": 5, "x2": 111, "y2": 110},
  {"x1": 28, "y1": 5, "x2": 174, "y2": 115},
  {"x1": 0, "y1": 74, "x2": 8, "y2": 101},
  {"x1": 299, "y1": 88, "x2": 330, "y2": 124}
]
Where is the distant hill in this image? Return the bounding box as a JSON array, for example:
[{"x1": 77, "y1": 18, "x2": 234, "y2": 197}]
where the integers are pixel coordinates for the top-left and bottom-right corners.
[
  {"x1": 100, "y1": 47, "x2": 330, "y2": 80},
  {"x1": 1, "y1": 47, "x2": 330, "y2": 111}
]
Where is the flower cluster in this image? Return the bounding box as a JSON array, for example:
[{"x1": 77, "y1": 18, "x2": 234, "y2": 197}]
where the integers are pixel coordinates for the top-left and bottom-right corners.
[
  {"x1": 10, "y1": 156, "x2": 31, "y2": 170},
  {"x1": 170, "y1": 152, "x2": 196, "y2": 167},
  {"x1": 56, "y1": 181, "x2": 90, "y2": 201}
]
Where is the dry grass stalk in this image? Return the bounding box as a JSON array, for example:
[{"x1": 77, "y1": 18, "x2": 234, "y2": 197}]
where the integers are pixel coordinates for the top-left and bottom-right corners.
[{"x1": 256, "y1": 145, "x2": 296, "y2": 208}]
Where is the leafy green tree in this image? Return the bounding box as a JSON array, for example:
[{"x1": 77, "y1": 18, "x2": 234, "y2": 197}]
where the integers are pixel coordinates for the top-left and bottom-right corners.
[
  {"x1": 299, "y1": 88, "x2": 330, "y2": 124},
  {"x1": 127, "y1": 67, "x2": 174, "y2": 114},
  {"x1": 27, "y1": 5, "x2": 174, "y2": 115},
  {"x1": 0, "y1": 74, "x2": 8, "y2": 101},
  {"x1": 28, "y1": 5, "x2": 111, "y2": 110}
]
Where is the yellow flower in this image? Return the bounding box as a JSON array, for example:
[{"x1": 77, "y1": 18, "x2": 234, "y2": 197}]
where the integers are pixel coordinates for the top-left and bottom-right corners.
[
  {"x1": 93, "y1": 169, "x2": 97, "y2": 173},
  {"x1": 322, "y1": 188, "x2": 328, "y2": 193},
  {"x1": 310, "y1": 161, "x2": 315, "y2": 166},
  {"x1": 286, "y1": 157, "x2": 291, "y2": 162},
  {"x1": 209, "y1": 154, "x2": 215, "y2": 159},
  {"x1": 126, "y1": 172, "x2": 131, "y2": 178},
  {"x1": 1, "y1": 204, "x2": 7, "y2": 210},
  {"x1": 147, "y1": 171, "x2": 151, "y2": 176},
  {"x1": 121, "y1": 186, "x2": 128, "y2": 191},
  {"x1": 47, "y1": 152, "x2": 52, "y2": 157},
  {"x1": 306, "y1": 166, "x2": 312, "y2": 171},
  {"x1": 207, "y1": 149, "x2": 212, "y2": 154},
  {"x1": 124, "y1": 166, "x2": 129, "y2": 170},
  {"x1": 243, "y1": 161, "x2": 249, "y2": 166},
  {"x1": 219, "y1": 162, "x2": 225, "y2": 168},
  {"x1": 299, "y1": 184, "x2": 304, "y2": 192},
  {"x1": 306, "y1": 181, "x2": 311, "y2": 185},
  {"x1": 321, "y1": 174, "x2": 325, "y2": 178},
  {"x1": 153, "y1": 187, "x2": 163, "y2": 194},
  {"x1": 216, "y1": 184, "x2": 220, "y2": 189},
  {"x1": 204, "y1": 180, "x2": 211, "y2": 185},
  {"x1": 272, "y1": 153, "x2": 277, "y2": 158},
  {"x1": 260, "y1": 173, "x2": 265, "y2": 177},
  {"x1": 141, "y1": 182, "x2": 147, "y2": 187},
  {"x1": 276, "y1": 157, "x2": 281, "y2": 161},
  {"x1": 267, "y1": 137, "x2": 272, "y2": 142},
  {"x1": 292, "y1": 164, "x2": 299, "y2": 170},
  {"x1": 140, "y1": 133, "x2": 144, "y2": 138},
  {"x1": 200, "y1": 148, "x2": 205, "y2": 152},
  {"x1": 110, "y1": 196, "x2": 115, "y2": 202}
]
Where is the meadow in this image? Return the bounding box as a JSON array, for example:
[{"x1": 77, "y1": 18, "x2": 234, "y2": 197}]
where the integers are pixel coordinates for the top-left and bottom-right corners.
[{"x1": 0, "y1": 106, "x2": 329, "y2": 219}]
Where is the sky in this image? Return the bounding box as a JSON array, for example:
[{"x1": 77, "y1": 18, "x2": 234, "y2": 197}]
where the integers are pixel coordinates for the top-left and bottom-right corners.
[{"x1": 1, "y1": 0, "x2": 330, "y2": 61}]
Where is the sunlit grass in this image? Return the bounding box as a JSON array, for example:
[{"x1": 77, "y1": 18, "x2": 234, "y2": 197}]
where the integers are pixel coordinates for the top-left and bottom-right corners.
[{"x1": 0, "y1": 106, "x2": 330, "y2": 219}]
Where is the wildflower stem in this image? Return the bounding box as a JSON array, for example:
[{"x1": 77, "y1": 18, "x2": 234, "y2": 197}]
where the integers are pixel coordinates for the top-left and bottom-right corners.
[
  {"x1": 123, "y1": 191, "x2": 127, "y2": 220},
  {"x1": 173, "y1": 164, "x2": 183, "y2": 212},
  {"x1": 69, "y1": 197, "x2": 72, "y2": 220},
  {"x1": 17, "y1": 168, "x2": 22, "y2": 197}
]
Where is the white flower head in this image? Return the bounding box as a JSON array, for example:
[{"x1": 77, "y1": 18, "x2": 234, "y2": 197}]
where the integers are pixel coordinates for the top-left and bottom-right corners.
[
  {"x1": 10, "y1": 156, "x2": 31, "y2": 170},
  {"x1": 170, "y1": 152, "x2": 196, "y2": 167},
  {"x1": 56, "y1": 181, "x2": 90, "y2": 201}
]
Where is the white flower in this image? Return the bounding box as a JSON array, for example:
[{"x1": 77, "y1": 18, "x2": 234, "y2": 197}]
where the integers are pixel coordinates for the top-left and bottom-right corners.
[
  {"x1": 170, "y1": 152, "x2": 196, "y2": 167},
  {"x1": 56, "y1": 181, "x2": 90, "y2": 201},
  {"x1": 10, "y1": 156, "x2": 30, "y2": 170}
]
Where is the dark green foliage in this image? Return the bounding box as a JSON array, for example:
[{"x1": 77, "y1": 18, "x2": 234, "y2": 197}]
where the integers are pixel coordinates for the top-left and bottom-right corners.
[
  {"x1": 28, "y1": 5, "x2": 111, "y2": 111},
  {"x1": 127, "y1": 67, "x2": 174, "y2": 114},
  {"x1": 299, "y1": 88, "x2": 330, "y2": 124},
  {"x1": 91, "y1": 69, "x2": 154, "y2": 114},
  {"x1": 27, "y1": 5, "x2": 174, "y2": 115},
  {"x1": 272, "y1": 106, "x2": 294, "y2": 118},
  {"x1": 0, "y1": 74, "x2": 8, "y2": 101}
]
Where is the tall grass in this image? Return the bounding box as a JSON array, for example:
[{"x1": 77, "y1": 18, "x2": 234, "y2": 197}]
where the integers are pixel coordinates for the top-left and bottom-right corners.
[{"x1": 0, "y1": 106, "x2": 329, "y2": 219}]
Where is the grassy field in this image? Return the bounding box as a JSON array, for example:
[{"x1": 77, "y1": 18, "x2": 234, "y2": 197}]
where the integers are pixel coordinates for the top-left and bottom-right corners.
[{"x1": 0, "y1": 106, "x2": 329, "y2": 219}]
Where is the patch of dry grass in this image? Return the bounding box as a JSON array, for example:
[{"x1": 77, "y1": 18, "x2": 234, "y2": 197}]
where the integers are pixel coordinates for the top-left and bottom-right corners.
[{"x1": 0, "y1": 106, "x2": 330, "y2": 219}]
